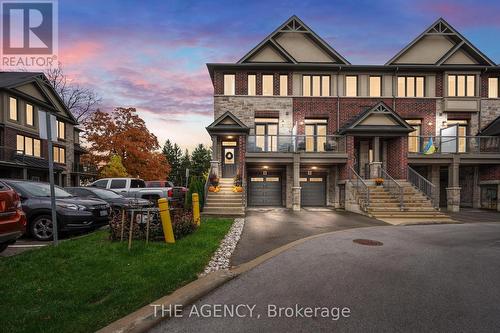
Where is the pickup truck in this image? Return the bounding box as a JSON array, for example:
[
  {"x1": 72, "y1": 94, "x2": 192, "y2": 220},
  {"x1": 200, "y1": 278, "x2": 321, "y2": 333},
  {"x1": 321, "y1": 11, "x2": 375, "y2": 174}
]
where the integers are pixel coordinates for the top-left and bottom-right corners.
[{"x1": 88, "y1": 178, "x2": 185, "y2": 206}]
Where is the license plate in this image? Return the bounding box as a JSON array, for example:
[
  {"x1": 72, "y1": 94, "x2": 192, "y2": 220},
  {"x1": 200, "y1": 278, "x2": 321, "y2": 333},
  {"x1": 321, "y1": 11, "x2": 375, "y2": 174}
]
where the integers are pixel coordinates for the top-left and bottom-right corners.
[{"x1": 100, "y1": 210, "x2": 108, "y2": 216}]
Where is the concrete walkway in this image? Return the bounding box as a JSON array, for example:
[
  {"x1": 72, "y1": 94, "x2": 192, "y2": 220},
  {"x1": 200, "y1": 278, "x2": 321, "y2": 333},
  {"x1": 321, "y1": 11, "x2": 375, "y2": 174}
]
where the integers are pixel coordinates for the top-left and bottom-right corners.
[
  {"x1": 151, "y1": 223, "x2": 500, "y2": 333},
  {"x1": 231, "y1": 208, "x2": 387, "y2": 266}
]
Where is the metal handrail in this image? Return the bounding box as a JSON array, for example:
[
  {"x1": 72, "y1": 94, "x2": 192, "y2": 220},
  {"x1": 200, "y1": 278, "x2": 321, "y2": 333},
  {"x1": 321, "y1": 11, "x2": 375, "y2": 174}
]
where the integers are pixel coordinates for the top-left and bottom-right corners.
[
  {"x1": 408, "y1": 167, "x2": 437, "y2": 208},
  {"x1": 379, "y1": 167, "x2": 404, "y2": 210},
  {"x1": 203, "y1": 168, "x2": 210, "y2": 209},
  {"x1": 246, "y1": 135, "x2": 346, "y2": 153},
  {"x1": 408, "y1": 135, "x2": 500, "y2": 154},
  {"x1": 349, "y1": 166, "x2": 370, "y2": 211}
]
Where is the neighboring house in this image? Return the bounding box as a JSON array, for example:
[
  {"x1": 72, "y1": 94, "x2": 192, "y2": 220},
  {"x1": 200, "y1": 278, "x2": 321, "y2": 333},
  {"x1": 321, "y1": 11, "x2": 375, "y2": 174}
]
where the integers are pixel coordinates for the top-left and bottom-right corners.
[
  {"x1": 205, "y1": 16, "x2": 500, "y2": 214},
  {"x1": 0, "y1": 72, "x2": 95, "y2": 186}
]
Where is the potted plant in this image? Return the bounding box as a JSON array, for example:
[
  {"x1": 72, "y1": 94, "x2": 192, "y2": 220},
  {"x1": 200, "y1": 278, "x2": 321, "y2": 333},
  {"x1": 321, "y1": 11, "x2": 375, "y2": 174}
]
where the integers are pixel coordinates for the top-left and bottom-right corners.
[
  {"x1": 208, "y1": 172, "x2": 219, "y2": 187},
  {"x1": 375, "y1": 177, "x2": 384, "y2": 186},
  {"x1": 233, "y1": 172, "x2": 242, "y2": 187}
]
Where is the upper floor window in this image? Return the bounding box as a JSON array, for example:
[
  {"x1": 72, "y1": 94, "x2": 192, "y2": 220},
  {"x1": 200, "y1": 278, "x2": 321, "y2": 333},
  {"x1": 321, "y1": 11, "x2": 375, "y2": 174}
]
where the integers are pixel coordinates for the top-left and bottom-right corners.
[
  {"x1": 406, "y1": 119, "x2": 422, "y2": 153},
  {"x1": 448, "y1": 74, "x2": 475, "y2": 97},
  {"x1": 279, "y1": 75, "x2": 288, "y2": 96},
  {"x1": 345, "y1": 76, "x2": 357, "y2": 97},
  {"x1": 16, "y1": 134, "x2": 41, "y2": 157},
  {"x1": 57, "y1": 120, "x2": 65, "y2": 140},
  {"x1": 26, "y1": 104, "x2": 34, "y2": 126},
  {"x1": 305, "y1": 119, "x2": 327, "y2": 152},
  {"x1": 302, "y1": 75, "x2": 330, "y2": 97},
  {"x1": 9, "y1": 97, "x2": 18, "y2": 121},
  {"x1": 488, "y1": 77, "x2": 499, "y2": 98},
  {"x1": 223, "y1": 74, "x2": 235, "y2": 95},
  {"x1": 255, "y1": 117, "x2": 278, "y2": 152},
  {"x1": 53, "y1": 146, "x2": 66, "y2": 164},
  {"x1": 247, "y1": 74, "x2": 256, "y2": 96},
  {"x1": 398, "y1": 76, "x2": 425, "y2": 97},
  {"x1": 262, "y1": 75, "x2": 274, "y2": 96},
  {"x1": 369, "y1": 76, "x2": 381, "y2": 97}
]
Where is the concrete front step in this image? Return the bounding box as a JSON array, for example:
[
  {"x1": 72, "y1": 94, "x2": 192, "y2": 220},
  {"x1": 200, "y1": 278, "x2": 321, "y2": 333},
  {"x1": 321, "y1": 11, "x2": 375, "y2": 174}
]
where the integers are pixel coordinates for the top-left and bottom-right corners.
[
  {"x1": 205, "y1": 202, "x2": 242, "y2": 208},
  {"x1": 206, "y1": 198, "x2": 242, "y2": 203},
  {"x1": 372, "y1": 213, "x2": 448, "y2": 218},
  {"x1": 202, "y1": 208, "x2": 245, "y2": 216}
]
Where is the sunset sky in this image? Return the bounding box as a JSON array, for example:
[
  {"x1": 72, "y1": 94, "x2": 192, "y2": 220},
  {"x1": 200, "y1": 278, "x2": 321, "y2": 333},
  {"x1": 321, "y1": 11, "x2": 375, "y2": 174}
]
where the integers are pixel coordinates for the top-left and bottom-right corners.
[{"x1": 56, "y1": 0, "x2": 500, "y2": 152}]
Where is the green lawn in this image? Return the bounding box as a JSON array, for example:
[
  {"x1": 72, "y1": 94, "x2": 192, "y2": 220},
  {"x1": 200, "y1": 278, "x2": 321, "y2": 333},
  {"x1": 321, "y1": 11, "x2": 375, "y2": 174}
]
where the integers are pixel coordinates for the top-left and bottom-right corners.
[{"x1": 0, "y1": 217, "x2": 233, "y2": 333}]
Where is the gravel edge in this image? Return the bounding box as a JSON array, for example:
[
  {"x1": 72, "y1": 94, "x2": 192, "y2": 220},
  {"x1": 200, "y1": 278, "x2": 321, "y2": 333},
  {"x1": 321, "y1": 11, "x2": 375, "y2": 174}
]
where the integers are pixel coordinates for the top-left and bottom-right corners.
[{"x1": 201, "y1": 217, "x2": 245, "y2": 275}]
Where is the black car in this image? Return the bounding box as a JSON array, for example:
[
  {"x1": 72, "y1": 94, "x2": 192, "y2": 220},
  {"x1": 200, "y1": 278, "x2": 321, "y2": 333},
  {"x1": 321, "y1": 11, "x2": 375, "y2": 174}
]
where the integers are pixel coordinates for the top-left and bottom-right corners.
[
  {"x1": 65, "y1": 187, "x2": 152, "y2": 216},
  {"x1": 2, "y1": 180, "x2": 111, "y2": 241}
]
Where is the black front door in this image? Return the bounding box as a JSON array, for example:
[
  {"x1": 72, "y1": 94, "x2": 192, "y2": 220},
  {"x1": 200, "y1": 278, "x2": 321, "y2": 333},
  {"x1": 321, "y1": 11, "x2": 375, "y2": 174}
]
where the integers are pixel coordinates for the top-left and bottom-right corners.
[{"x1": 222, "y1": 145, "x2": 238, "y2": 178}]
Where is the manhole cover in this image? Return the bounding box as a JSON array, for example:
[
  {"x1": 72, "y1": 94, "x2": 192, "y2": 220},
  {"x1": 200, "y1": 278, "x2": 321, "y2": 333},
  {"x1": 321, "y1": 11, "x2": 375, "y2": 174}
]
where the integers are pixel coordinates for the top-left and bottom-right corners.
[{"x1": 353, "y1": 239, "x2": 383, "y2": 246}]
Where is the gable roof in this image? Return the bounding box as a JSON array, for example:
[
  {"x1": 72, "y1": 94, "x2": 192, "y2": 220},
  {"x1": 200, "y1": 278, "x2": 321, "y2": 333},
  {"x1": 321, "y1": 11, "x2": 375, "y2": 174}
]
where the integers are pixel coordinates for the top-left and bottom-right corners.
[
  {"x1": 206, "y1": 111, "x2": 249, "y2": 135},
  {"x1": 0, "y1": 71, "x2": 78, "y2": 124},
  {"x1": 339, "y1": 102, "x2": 414, "y2": 135},
  {"x1": 480, "y1": 115, "x2": 500, "y2": 136},
  {"x1": 238, "y1": 15, "x2": 350, "y2": 65},
  {"x1": 386, "y1": 18, "x2": 495, "y2": 66}
]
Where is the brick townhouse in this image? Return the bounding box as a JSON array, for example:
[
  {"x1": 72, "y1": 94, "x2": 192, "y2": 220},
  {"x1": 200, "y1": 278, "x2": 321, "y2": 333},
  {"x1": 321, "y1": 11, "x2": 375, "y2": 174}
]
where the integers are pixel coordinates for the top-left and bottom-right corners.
[
  {"x1": 203, "y1": 16, "x2": 500, "y2": 218},
  {"x1": 0, "y1": 72, "x2": 94, "y2": 186}
]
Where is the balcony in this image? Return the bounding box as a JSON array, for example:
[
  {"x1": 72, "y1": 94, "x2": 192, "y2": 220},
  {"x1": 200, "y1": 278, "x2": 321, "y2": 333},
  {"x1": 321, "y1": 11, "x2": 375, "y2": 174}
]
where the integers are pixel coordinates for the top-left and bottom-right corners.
[
  {"x1": 73, "y1": 163, "x2": 98, "y2": 175},
  {"x1": 0, "y1": 146, "x2": 24, "y2": 164},
  {"x1": 246, "y1": 135, "x2": 347, "y2": 164},
  {"x1": 247, "y1": 135, "x2": 346, "y2": 153},
  {"x1": 408, "y1": 136, "x2": 500, "y2": 164}
]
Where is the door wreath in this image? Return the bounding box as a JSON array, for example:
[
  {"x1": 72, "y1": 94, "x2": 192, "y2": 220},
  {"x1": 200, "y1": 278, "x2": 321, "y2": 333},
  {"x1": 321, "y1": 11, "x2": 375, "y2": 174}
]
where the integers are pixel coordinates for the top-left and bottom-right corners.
[{"x1": 225, "y1": 151, "x2": 234, "y2": 160}]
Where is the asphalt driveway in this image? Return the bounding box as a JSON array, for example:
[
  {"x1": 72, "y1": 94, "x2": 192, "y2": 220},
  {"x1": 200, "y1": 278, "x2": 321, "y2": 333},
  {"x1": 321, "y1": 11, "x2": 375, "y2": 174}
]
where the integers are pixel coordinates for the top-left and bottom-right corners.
[
  {"x1": 231, "y1": 208, "x2": 387, "y2": 266},
  {"x1": 152, "y1": 223, "x2": 500, "y2": 333}
]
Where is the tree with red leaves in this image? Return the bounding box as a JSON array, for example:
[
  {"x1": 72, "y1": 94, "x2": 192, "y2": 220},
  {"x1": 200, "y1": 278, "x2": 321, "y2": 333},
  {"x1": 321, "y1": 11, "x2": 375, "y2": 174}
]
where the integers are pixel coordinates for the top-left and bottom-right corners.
[{"x1": 83, "y1": 107, "x2": 170, "y2": 180}]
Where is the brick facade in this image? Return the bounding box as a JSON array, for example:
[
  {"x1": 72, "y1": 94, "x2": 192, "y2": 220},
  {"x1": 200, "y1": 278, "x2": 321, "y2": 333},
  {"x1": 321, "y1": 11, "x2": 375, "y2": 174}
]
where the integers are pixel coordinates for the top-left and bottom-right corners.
[
  {"x1": 480, "y1": 165, "x2": 500, "y2": 181},
  {"x1": 386, "y1": 136, "x2": 408, "y2": 179},
  {"x1": 293, "y1": 97, "x2": 338, "y2": 134}
]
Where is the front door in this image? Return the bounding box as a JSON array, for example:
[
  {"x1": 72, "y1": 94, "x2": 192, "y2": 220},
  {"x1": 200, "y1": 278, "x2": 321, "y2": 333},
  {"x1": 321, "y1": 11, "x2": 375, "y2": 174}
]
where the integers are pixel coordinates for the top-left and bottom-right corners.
[{"x1": 222, "y1": 145, "x2": 238, "y2": 178}]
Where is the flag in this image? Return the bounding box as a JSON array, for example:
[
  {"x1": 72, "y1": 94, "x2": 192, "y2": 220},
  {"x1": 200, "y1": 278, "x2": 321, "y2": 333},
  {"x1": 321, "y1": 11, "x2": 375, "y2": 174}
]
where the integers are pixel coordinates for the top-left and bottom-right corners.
[{"x1": 423, "y1": 137, "x2": 436, "y2": 155}]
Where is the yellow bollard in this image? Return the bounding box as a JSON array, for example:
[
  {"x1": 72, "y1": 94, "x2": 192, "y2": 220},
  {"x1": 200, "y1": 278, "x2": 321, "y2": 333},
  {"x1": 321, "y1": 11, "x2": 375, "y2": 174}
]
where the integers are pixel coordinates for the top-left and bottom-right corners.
[
  {"x1": 158, "y1": 198, "x2": 175, "y2": 243},
  {"x1": 192, "y1": 193, "x2": 201, "y2": 226}
]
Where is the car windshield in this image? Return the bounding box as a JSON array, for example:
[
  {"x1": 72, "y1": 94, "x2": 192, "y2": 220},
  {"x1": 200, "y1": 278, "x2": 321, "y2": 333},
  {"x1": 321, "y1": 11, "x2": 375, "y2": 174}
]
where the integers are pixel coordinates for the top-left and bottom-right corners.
[
  {"x1": 90, "y1": 188, "x2": 123, "y2": 199},
  {"x1": 14, "y1": 182, "x2": 72, "y2": 198}
]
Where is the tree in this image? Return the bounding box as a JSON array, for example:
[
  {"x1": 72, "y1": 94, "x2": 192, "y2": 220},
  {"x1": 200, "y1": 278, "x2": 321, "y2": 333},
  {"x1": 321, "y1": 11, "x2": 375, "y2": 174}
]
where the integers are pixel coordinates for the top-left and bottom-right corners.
[
  {"x1": 99, "y1": 155, "x2": 128, "y2": 178},
  {"x1": 83, "y1": 107, "x2": 170, "y2": 180},
  {"x1": 162, "y1": 139, "x2": 183, "y2": 185},
  {"x1": 45, "y1": 62, "x2": 101, "y2": 121},
  {"x1": 190, "y1": 144, "x2": 211, "y2": 178}
]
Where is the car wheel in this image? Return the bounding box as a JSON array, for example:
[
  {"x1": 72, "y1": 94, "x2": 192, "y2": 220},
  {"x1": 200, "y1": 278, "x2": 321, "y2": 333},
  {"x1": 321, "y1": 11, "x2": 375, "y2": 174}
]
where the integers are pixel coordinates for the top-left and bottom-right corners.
[
  {"x1": 0, "y1": 243, "x2": 8, "y2": 253},
  {"x1": 31, "y1": 215, "x2": 54, "y2": 241}
]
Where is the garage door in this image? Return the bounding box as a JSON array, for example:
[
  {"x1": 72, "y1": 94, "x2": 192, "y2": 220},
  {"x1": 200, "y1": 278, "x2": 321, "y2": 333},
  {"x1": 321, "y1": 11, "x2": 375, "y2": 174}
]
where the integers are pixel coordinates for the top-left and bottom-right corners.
[
  {"x1": 300, "y1": 177, "x2": 326, "y2": 206},
  {"x1": 248, "y1": 176, "x2": 282, "y2": 206}
]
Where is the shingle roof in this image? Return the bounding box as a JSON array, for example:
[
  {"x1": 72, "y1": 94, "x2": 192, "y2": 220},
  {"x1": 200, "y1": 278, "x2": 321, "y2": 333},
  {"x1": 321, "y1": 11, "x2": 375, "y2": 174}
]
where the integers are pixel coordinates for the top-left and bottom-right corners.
[
  {"x1": 0, "y1": 72, "x2": 43, "y2": 88},
  {"x1": 480, "y1": 116, "x2": 500, "y2": 136}
]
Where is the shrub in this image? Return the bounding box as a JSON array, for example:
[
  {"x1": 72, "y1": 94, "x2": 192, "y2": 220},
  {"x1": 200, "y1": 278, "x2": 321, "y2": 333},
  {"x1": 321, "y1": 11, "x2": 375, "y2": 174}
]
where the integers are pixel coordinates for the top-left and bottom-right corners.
[
  {"x1": 171, "y1": 209, "x2": 197, "y2": 239},
  {"x1": 186, "y1": 175, "x2": 206, "y2": 209}
]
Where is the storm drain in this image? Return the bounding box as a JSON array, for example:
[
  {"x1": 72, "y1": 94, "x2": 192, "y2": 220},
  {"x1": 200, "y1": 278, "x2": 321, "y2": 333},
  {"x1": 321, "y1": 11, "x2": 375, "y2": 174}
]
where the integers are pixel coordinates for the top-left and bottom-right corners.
[{"x1": 353, "y1": 239, "x2": 383, "y2": 246}]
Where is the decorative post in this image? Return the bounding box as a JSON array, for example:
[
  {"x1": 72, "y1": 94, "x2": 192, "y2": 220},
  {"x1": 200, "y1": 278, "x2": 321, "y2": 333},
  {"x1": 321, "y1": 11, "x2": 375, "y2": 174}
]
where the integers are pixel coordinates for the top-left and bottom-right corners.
[
  {"x1": 158, "y1": 198, "x2": 175, "y2": 243},
  {"x1": 192, "y1": 193, "x2": 201, "y2": 226}
]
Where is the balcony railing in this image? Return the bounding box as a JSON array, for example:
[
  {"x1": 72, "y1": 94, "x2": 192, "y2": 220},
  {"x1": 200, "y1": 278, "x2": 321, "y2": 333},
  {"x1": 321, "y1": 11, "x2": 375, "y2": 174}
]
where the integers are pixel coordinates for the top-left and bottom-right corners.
[
  {"x1": 73, "y1": 164, "x2": 98, "y2": 174},
  {"x1": 408, "y1": 136, "x2": 500, "y2": 154},
  {"x1": 0, "y1": 146, "x2": 29, "y2": 163},
  {"x1": 247, "y1": 135, "x2": 346, "y2": 153}
]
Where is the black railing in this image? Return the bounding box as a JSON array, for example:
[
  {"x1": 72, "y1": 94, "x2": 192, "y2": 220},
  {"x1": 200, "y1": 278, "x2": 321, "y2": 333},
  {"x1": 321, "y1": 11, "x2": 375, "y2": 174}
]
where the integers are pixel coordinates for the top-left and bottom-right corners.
[
  {"x1": 0, "y1": 146, "x2": 29, "y2": 163},
  {"x1": 379, "y1": 167, "x2": 404, "y2": 210},
  {"x1": 409, "y1": 136, "x2": 500, "y2": 154},
  {"x1": 247, "y1": 135, "x2": 346, "y2": 153},
  {"x1": 349, "y1": 166, "x2": 370, "y2": 211},
  {"x1": 407, "y1": 167, "x2": 437, "y2": 208},
  {"x1": 73, "y1": 164, "x2": 98, "y2": 174}
]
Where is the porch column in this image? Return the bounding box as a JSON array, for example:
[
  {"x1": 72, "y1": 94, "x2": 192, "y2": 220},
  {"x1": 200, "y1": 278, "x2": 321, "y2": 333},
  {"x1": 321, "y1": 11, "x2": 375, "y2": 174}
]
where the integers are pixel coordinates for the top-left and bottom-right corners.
[
  {"x1": 446, "y1": 155, "x2": 461, "y2": 212},
  {"x1": 22, "y1": 168, "x2": 28, "y2": 180},
  {"x1": 472, "y1": 166, "x2": 481, "y2": 208},
  {"x1": 369, "y1": 136, "x2": 382, "y2": 178},
  {"x1": 210, "y1": 135, "x2": 220, "y2": 177},
  {"x1": 430, "y1": 165, "x2": 440, "y2": 206},
  {"x1": 292, "y1": 153, "x2": 301, "y2": 211},
  {"x1": 497, "y1": 184, "x2": 500, "y2": 212}
]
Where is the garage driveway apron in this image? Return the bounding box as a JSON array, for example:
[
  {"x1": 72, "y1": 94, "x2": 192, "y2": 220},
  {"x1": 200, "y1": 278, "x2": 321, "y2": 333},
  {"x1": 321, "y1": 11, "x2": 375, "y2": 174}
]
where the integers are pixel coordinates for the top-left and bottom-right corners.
[{"x1": 231, "y1": 208, "x2": 387, "y2": 266}]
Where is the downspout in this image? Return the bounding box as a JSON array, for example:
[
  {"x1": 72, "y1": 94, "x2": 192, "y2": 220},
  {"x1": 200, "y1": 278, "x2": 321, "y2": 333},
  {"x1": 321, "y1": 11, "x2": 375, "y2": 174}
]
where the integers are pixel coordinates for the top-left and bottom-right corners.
[
  {"x1": 393, "y1": 67, "x2": 399, "y2": 112},
  {"x1": 337, "y1": 66, "x2": 341, "y2": 132}
]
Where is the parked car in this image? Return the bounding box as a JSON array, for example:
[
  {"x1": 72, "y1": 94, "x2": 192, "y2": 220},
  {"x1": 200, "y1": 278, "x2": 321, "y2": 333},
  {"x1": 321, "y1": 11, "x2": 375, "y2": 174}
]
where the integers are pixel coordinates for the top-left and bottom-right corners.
[
  {"x1": 0, "y1": 181, "x2": 27, "y2": 253},
  {"x1": 2, "y1": 180, "x2": 111, "y2": 241},
  {"x1": 89, "y1": 178, "x2": 186, "y2": 206},
  {"x1": 65, "y1": 187, "x2": 152, "y2": 216}
]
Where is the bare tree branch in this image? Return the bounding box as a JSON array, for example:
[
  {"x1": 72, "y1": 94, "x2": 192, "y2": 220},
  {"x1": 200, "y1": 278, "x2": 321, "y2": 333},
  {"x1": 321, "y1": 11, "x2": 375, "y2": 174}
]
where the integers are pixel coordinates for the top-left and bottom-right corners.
[{"x1": 45, "y1": 62, "x2": 102, "y2": 122}]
